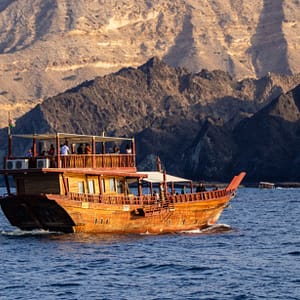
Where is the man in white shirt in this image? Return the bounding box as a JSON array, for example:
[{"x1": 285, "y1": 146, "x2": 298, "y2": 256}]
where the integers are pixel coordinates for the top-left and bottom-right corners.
[{"x1": 60, "y1": 142, "x2": 70, "y2": 155}]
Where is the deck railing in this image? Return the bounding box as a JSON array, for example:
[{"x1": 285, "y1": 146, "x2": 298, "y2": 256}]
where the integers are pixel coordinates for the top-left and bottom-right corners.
[
  {"x1": 68, "y1": 189, "x2": 228, "y2": 206},
  {"x1": 59, "y1": 154, "x2": 135, "y2": 168},
  {"x1": 4, "y1": 154, "x2": 136, "y2": 169},
  {"x1": 69, "y1": 192, "x2": 156, "y2": 205}
]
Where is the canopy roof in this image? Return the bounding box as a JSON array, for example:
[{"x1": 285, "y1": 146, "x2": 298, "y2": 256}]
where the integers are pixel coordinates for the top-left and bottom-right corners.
[
  {"x1": 137, "y1": 171, "x2": 191, "y2": 183},
  {"x1": 11, "y1": 132, "x2": 133, "y2": 143}
]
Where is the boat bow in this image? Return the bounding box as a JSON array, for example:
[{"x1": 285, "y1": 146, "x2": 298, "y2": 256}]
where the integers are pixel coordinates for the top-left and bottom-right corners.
[{"x1": 225, "y1": 172, "x2": 246, "y2": 193}]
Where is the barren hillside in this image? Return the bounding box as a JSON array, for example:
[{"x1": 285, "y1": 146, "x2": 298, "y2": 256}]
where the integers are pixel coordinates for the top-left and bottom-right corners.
[{"x1": 0, "y1": 0, "x2": 299, "y2": 127}]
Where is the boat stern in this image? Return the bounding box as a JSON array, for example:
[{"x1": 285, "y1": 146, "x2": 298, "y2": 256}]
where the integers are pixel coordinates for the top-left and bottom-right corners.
[{"x1": 0, "y1": 194, "x2": 76, "y2": 233}]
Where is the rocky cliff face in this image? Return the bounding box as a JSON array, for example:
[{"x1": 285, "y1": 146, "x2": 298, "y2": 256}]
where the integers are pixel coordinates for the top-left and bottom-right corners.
[
  {"x1": 232, "y1": 84, "x2": 300, "y2": 182},
  {"x1": 2, "y1": 58, "x2": 300, "y2": 182},
  {"x1": 0, "y1": 0, "x2": 299, "y2": 128}
]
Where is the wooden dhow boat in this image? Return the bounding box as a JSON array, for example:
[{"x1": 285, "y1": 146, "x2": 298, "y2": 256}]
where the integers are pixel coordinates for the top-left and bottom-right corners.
[{"x1": 0, "y1": 132, "x2": 246, "y2": 234}]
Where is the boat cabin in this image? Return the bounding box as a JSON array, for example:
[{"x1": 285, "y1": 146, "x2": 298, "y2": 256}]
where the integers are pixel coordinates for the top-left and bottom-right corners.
[
  {"x1": 1, "y1": 132, "x2": 147, "y2": 200},
  {"x1": 1, "y1": 132, "x2": 228, "y2": 209},
  {"x1": 258, "y1": 181, "x2": 275, "y2": 189}
]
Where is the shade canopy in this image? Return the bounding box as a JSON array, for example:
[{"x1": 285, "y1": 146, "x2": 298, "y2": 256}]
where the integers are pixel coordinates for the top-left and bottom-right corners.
[{"x1": 137, "y1": 171, "x2": 191, "y2": 183}]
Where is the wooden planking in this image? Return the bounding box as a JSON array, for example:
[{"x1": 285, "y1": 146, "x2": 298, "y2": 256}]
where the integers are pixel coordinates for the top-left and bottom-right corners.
[
  {"x1": 60, "y1": 173, "x2": 106, "y2": 195},
  {"x1": 53, "y1": 194, "x2": 231, "y2": 234}
]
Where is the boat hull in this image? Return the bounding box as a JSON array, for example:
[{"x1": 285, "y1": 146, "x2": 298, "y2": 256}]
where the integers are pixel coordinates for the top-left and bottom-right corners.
[
  {"x1": 0, "y1": 193, "x2": 232, "y2": 234},
  {"x1": 0, "y1": 195, "x2": 75, "y2": 233}
]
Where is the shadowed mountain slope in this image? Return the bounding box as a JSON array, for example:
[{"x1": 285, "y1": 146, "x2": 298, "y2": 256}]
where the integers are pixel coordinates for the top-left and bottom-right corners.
[
  {"x1": 232, "y1": 84, "x2": 300, "y2": 182},
  {"x1": 2, "y1": 58, "x2": 300, "y2": 182}
]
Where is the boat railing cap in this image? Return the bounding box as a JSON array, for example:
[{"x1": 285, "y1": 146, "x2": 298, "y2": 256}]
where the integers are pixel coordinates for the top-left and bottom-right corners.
[{"x1": 11, "y1": 132, "x2": 134, "y2": 143}]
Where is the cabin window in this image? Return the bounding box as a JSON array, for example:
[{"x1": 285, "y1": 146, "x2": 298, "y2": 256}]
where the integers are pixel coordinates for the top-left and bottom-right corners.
[
  {"x1": 88, "y1": 180, "x2": 95, "y2": 194},
  {"x1": 109, "y1": 178, "x2": 115, "y2": 192},
  {"x1": 78, "y1": 181, "x2": 85, "y2": 194},
  {"x1": 101, "y1": 179, "x2": 105, "y2": 193},
  {"x1": 116, "y1": 180, "x2": 122, "y2": 193}
]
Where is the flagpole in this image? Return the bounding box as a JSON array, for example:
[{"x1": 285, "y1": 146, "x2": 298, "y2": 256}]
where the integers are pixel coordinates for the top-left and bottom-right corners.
[{"x1": 8, "y1": 112, "x2": 11, "y2": 136}]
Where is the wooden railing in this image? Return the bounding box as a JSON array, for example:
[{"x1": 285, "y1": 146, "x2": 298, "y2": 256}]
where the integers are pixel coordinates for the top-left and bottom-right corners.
[
  {"x1": 4, "y1": 154, "x2": 135, "y2": 169},
  {"x1": 69, "y1": 192, "x2": 156, "y2": 205},
  {"x1": 170, "y1": 189, "x2": 227, "y2": 203},
  {"x1": 68, "y1": 189, "x2": 228, "y2": 206},
  {"x1": 60, "y1": 154, "x2": 135, "y2": 168}
]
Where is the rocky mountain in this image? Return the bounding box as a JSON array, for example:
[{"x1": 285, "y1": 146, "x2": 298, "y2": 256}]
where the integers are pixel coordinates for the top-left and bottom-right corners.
[
  {"x1": 2, "y1": 57, "x2": 300, "y2": 182},
  {"x1": 232, "y1": 84, "x2": 300, "y2": 182},
  {"x1": 184, "y1": 83, "x2": 300, "y2": 182},
  {"x1": 0, "y1": 0, "x2": 300, "y2": 128}
]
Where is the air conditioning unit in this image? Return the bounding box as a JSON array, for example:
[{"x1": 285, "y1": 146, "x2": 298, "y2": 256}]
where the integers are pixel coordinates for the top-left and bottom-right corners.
[
  {"x1": 36, "y1": 158, "x2": 50, "y2": 168},
  {"x1": 6, "y1": 160, "x2": 15, "y2": 170},
  {"x1": 14, "y1": 159, "x2": 29, "y2": 169}
]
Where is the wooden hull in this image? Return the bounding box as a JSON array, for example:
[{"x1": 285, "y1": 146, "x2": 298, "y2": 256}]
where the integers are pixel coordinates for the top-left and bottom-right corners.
[
  {"x1": 0, "y1": 130, "x2": 246, "y2": 235},
  {"x1": 0, "y1": 192, "x2": 233, "y2": 234}
]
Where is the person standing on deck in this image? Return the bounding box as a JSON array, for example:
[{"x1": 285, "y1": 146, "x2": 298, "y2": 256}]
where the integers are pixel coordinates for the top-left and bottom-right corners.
[
  {"x1": 77, "y1": 143, "x2": 84, "y2": 154},
  {"x1": 84, "y1": 143, "x2": 92, "y2": 154},
  {"x1": 196, "y1": 182, "x2": 206, "y2": 192},
  {"x1": 125, "y1": 144, "x2": 132, "y2": 154},
  {"x1": 60, "y1": 141, "x2": 70, "y2": 155},
  {"x1": 26, "y1": 148, "x2": 33, "y2": 157},
  {"x1": 48, "y1": 144, "x2": 55, "y2": 156},
  {"x1": 113, "y1": 145, "x2": 120, "y2": 154}
]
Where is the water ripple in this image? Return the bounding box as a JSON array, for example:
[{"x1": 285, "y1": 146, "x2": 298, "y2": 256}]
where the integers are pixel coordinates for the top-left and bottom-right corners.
[
  {"x1": 287, "y1": 251, "x2": 300, "y2": 256},
  {"x1": 48, "y1": 283, "x2": 82, "y2": 288},
  {"x1": 0, "y1": 188, "x2": 299, "y2": 299}
]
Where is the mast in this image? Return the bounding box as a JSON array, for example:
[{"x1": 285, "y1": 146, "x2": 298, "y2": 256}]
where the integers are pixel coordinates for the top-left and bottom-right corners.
[
  {"x1": 56, "y1": 133, "x2": 61, "y2": 168},
  {"x1": 92, "y1": 136, "x2": 96, "y2": 168},
  {"x1": 101, "y1": 131, "x2": 106, "y2": 154}
]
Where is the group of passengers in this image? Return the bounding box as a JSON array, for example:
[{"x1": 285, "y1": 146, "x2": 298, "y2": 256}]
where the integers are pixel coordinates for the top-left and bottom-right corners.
[
  {"x1": 26, "y1": 144, "x2": 55, "y2": 157},
  {"x1": 60, "y1": 141, "x2": 92, "y2": 156},
  {"x1": 76, "y1": 143, "x2": 92, "y2": 155},
  {"x1": 26, "y1": 141, "x2": 132, "y2": 157}
]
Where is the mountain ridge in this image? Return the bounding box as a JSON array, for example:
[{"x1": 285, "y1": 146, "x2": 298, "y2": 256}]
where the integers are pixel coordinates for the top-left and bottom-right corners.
[
  {"x1": 0, "y1": 0, "x2": 300, "y2": 127},
  {"x1": 2, "y1": 58, "x2": 300, "y2": 181}
]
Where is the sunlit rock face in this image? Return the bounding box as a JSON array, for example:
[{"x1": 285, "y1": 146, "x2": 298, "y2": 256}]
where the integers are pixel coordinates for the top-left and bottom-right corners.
[{"x1": 0, "y1": 0, "x2": 299, "y2": 127}]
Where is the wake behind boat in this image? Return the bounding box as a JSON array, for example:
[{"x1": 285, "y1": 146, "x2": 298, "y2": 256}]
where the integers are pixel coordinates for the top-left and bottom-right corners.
[{"x1": 0, "y1": 132, "x2": 246, "y2": 234}]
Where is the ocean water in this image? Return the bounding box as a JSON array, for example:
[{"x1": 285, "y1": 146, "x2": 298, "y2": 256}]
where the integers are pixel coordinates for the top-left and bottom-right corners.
[{"x1": 0, "y1": 187, "x2": 299, "y2": 300}]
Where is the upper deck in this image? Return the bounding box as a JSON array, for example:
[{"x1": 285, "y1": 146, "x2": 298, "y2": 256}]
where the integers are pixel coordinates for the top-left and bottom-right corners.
[{"x1": 2, "y1": 132, "x2": 136, "y2": 172}]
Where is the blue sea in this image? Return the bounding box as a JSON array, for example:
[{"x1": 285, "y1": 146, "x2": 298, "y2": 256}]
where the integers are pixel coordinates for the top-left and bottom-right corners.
[{"x1": 0, "y1": 187, "x2": 299, "y2": 300}]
